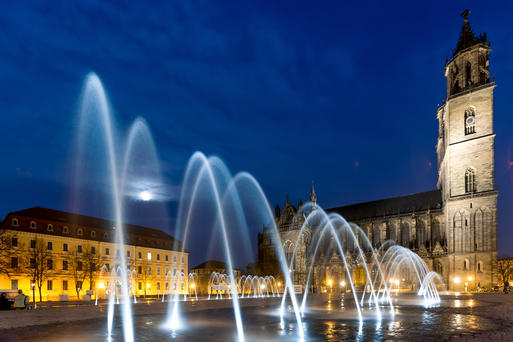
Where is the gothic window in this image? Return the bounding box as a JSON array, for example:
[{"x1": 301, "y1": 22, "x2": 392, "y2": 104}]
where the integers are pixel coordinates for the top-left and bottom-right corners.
[
  {"x1": 431, "y1": 219, "x2": 441, "y2": 245},
  {"x1": 465, "y1": 108, "x2": 476, "y2": 135},
  {"x1": 372, "y1": 225, "x2": 380, "y2": 247},
  {"x1": 62, "y1": 226, "x2": 69, "y2": 234},
  {"x1": 416, "y1": 220, "x2": 426, "y2": 248},
  {"x1": 30, "y1": 221, "x2": 37, "y2": 229},
  {"x1": 465, "y1": 168, "x2": 476, "y2": 193},
  {"x1": 47, "y1": 224, "x2": 53, "y2": 232},
  {"x1": 435, "y1": 261, "x2": 443, "y2": 275},
  {"x1": 385, "y1": 222, "x2": 396, "y2": 242},
  {"x1": 400, "y1": 223, "x2": 410, "y2": 248},
  {"x1": 465, "y1": 61, "x2": 472, "y2": 87},
  {"x1": 11, "y1": 218, "x2": 19, "y2": 227}
]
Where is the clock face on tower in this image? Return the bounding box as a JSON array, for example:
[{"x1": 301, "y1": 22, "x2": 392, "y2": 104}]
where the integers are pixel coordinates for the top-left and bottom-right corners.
[{"x1": 466, "y1": 116, "x2": 475, "y2": 125}]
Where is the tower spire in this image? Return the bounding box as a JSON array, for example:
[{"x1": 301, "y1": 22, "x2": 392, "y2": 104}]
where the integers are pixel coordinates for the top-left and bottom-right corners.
[
  {"x1": 453, "y1": 9, "x2": 487, "y2": 57},
  {"x1": 309, "y1": 181, "x2": 317, "y2": 204}
]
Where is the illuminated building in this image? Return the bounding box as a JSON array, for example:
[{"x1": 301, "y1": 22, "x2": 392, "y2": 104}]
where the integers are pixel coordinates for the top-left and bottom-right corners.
[
  {"x1": 259, "y1": 11, "x2": 497, "y2": 291},
  {"x1": 0, "y1": 207, "x2": 188, "y2": 301}
]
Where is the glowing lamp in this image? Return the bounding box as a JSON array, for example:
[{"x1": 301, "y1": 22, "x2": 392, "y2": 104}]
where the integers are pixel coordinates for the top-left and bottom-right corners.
[
  {"x1": 146, "y1": 283, "x2": 151, "y2": 289},
  {"x1": 340, "y1": 281, "x2": 346, "y2": 287},
  {"x1": 467, "y1": 276, "x2": 473, "y2": 281},
  {"x1": 98, "y1": 282, "x2": 105, "y2": 289},
  {"x1": 394, "y1": 279, "x2": 400, "y2": 286},
  {"x1": 190, "y1": 283, "x2": 196, "y2": 289},
  {"x1": 277, "y1": 282, "x2": 281, "y2": 287},
  {"x1": 453, "y1": 277, "x2": 461, "y2": 284},
  {"x1": 327, "y1": 279, "x2": 333, "y2": 287},
  {"x1": 260, "y1": 284, "x2": 265, "y2": 290}
]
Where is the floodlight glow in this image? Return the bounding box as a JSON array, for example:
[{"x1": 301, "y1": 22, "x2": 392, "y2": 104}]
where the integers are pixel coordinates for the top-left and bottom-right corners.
[
  {"x1": 340, "y1": 281, "x2": 346, "y2": 287},
  {"x1": 453, "y1": 277, "x2": 461, "y2": 284}
]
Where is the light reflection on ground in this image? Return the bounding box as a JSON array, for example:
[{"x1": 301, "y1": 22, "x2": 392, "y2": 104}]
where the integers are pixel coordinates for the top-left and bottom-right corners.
[{"x1": 0, "y1": 294, "x2": 507, "y2": 342}]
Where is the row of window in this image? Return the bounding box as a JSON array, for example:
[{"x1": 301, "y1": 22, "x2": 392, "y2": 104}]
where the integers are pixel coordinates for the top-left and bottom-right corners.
[
  {"x1": 11, "y1": 218, "x2": 110, "y2": 239},
  {"x1": 10, "y1": 219, "x2": 175, "y2": 249},
  {"x1": 11, "y1": 239, "x2": 184, "y2": 263},
  {"x1": 137, "y1": 281, "x2": 184, "y2": 291},
  {"x1": 11, "y1": 279, "x2": 183, "y2": 292},
  {"x1": 463, "y1": 259, "x2": 484, "y2": 273},
  {"x1": 11, "y1": 255, "x2": 185, "y2": 275}
]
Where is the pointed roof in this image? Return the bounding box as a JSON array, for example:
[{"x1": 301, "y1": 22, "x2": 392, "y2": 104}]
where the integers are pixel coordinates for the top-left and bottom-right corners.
[
  {"x1": 310, "y1": 181, "x2": 317, "y2": 203},
  {"x1": 453, "y1": 9, "x2": 488, "y2": 57}
]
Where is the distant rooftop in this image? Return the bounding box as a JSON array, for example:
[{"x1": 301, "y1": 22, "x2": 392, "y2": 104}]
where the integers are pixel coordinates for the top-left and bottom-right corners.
[{"x1": 2, "y1": 206, "x2": 184, "y2": 252}]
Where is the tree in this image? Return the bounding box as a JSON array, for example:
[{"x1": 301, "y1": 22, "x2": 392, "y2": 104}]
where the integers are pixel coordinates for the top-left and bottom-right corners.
[
  {"x1": 82, "y1": 245, "x2": 103, "y2": 291},
  {"x1": 0, "y1": 229, "x2": 15, "y2": 276},
  {"x1": 498, "y1": 257, "x2": 512, "y2": 286},
  {"x1": 68, "y1": 247, "x2": 88, "y2": 300},
  {"x1": 25, "y1": 237, "x2": 52, "y2": 302}
]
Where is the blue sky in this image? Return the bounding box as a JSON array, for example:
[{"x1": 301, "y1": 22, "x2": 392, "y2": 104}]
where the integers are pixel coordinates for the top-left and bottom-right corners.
[{"x1": 1, "y1": 1, "x2": 513, "y2": 268}]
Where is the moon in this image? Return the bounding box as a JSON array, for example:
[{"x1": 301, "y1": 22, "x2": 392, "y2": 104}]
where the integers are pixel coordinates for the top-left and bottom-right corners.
[{"x1": 139, "y1": 190, "x2": 152, "y2": 201}]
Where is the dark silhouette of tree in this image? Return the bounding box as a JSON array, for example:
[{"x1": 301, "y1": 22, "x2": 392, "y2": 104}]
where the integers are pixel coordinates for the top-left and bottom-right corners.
[{"x1": 25, "y1": 237, "x2": 52, "y2": 302}]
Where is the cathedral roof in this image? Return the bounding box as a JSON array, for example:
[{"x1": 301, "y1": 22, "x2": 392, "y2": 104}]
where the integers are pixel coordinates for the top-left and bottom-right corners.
[
  {"x1": 453, "y1": 9, "x2": 488, "y2": 57},
  {"x1": 326, "y1": 189, "x2": 442, "y2": 221}
]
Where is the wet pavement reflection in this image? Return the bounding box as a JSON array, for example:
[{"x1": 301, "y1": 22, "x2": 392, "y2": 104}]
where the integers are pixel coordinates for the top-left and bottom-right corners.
[{"x1": 0, "y1": 295, "x2": 502, "y2": 342}]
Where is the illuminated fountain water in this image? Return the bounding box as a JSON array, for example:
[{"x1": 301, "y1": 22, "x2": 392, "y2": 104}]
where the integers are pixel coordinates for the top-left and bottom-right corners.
[
  {"x1": 75, "y1": 73, "x2": 167, "y2": 342},
  {"x1": 72, "y1": 72, "x2": 444, "y2": 341},
  {"x1": 164, "y1": 153, "x2": 304, "y2": 341},
  {"x1": 279, "y1": 201, "x2": 443, "y2": 326},
  {"x1": 239, "y1": 275, "x2": 279, "y2": 298}
]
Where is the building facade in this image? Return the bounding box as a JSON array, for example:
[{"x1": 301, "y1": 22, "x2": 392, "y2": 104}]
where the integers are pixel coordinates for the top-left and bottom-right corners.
[
  {"x1": 0, "y1": 207, "x2": 188, "y2": 301},
  {"x1": 190, "y1": 260, "x2": 241, "y2": 296},
  {"x1": 258, "y1": 12, "x2": 498, "y2": 292}
]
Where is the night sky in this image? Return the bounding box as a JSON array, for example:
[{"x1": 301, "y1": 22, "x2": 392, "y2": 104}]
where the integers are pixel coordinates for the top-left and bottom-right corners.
[{"x1": 1, "y1": 1, "x2": 513, "y2": 269}]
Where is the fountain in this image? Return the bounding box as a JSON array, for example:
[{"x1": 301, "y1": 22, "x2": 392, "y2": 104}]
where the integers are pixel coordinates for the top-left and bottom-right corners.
[{"x1": 72, "y1": 72, "x2": 443, "y2": 342}]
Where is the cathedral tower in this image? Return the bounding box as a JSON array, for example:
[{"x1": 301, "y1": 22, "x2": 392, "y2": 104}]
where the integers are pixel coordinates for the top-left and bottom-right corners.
[{"x1": 436, "y1": 10, "x2": 497, "y2": 290}]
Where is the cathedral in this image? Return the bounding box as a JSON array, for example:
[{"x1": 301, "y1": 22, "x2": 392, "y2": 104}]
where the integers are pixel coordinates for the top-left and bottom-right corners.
[{"x1": 258, "y1": 11, "x2": 498, "y2": 291}]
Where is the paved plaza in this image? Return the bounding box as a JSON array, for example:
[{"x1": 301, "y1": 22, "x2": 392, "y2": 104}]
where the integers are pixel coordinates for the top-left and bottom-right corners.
[{"x1": 0, "y1": 294, "x2": 512, "y2": 341}]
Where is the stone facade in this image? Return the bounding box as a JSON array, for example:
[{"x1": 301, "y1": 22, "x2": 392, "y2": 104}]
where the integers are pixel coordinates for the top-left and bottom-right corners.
[{"x1": 258, "y1": 12, "x2": 498, "y2": 292}]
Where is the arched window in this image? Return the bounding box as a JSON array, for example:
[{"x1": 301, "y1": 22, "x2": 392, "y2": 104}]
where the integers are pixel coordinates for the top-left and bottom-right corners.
[
  {"x1": 401, "y1": 223, "x2": 410, "y2": 248},
  {"x1": 465, "y1": 168, "x2": 476, "y2": 193},
  {"x1": 431, "y1": 219, "x2": 441, "y2": 245},
  {"x1": 477, "y1": 261, "x2": 483, "y2": 273},
  {"x1": 385, "y1": 222, "x2": 396, "y2": 242},
  {"x1": 77, "y1": 228, "x2": 83, "y2": 236},
  {"x1": 465, "y1": 108, "x2": 476, "y2": 135},
  {"x1": 435, "y1": 261, "x2": 443, "y2": 275},
  {"x1": 91, "y1": 230, "x2": 96, "y2": 238},
  {"x1": 62, "y1": 226, "x2": 69, "y2": 234},
  {"x1": 30, "y1": 221, "x2": 37, "y2": 229},
  {"x1": 11, "y1": 218, "x2": 19, "y2": 227},
  {"x1": 464, "y1": 259, "x2": 469, "y2": 271},
  {"x1": 466, "y1": 61, "x2": 472, "y2": 86},
  {"x1": 416, "y1": 220, "x2": 426, "y2": 248},
  {"x1": 47, "y1": 224, "x2": 53, "y2": 232},
  {"x1": 104, "y1": 232, "x2": 109, "y2": 239},
  {"x1": 372, "y1": 225, "x2": 381, "y2": 247}
]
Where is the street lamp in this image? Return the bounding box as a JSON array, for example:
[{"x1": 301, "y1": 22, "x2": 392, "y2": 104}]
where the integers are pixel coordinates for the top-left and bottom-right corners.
[{"x1": 31, "y1": 280, "x2": 36, "y2": 309}]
